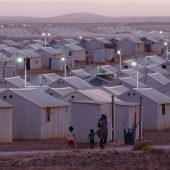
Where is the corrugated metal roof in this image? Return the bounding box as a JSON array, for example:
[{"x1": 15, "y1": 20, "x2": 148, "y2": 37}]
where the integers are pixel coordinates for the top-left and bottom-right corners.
[
  {"x1": 33, "y1": 40, "x2": 45, "y2": 46},
  {"x1": 48, "y1": 87, "x2": 75, "y2": 97},
  {"x1": 95, "y1": 38, "x2": 112, "y2": 44},
  {"x1": 147, "y1": 55, "x2": 165, "y2": 65},
  {"x1": 77, "y1": 89, "x2": 139, "y2": 106},
  {"x1": 128, "y1": 37, "x2": 144, "y2": 44},
  {"x1": 5, "y1": 76, "x2": 32, "y2": 88},
  {"x1": 0, "y1": 44, "x2": 9, "y2": 50},
  {"x1": 99, "y1": 65, "x2": 118, "y2": 74},
  {"x1": 134, "y1": 88, "x2": 170, "y2": 104},
  {"x1": 146, "y1": 65, "x2": 169, "y2": 75},
  {"x1": 123, "y1": 59, "x2": 144, "y2": 70},
  {"x1": 148, "y1": 73, "x2": 170, "y2": 85},
  {"x1": 2, "y1": 40, "x2": 19, "y2": 47},
  {"x1": 145, "y1": 37, "x2": 160, "y2": 43},
  {"x1": 65, "y1": 43, "x2": 85, "y2": 51},
  {"x1": 19, "y1": 50, "x2": 41, "y2": 58},
  {"x1": 102, "y1": 85, "x2": 129, "y2": 96},
  {"x1": 42, "y1": 47, "x2": 62, "y2": 55},
  {"x1": 121, "y1": 69, "x2": 144, "y2": 79},
  {"x1": 8, "y1": 88, "x2": 67, "y2": 108},
  {"x1": 41, "y1": 73, "x2": 60, "y2": 82},
  {"x1": 29, "y1": 44, "x2": 44, "y2": 50},
  {"x1": 71, "y1": 69, "x2": 91, "y2": 78},
  {"x1": 64, "y1": 39, "x2": 80, "y2": 44},
  {"x1": 63, "y1": 76, "x2": 93, "y2": 89},
  {"x1": 120, "y1": 77, "x2": 148, "y2": 88},
  {"x1": 0, "y1": 53, "x2": 13, "y2": 62},
  {"x1": 3, "y1": 47, "x2": 20, "y2": 54}
]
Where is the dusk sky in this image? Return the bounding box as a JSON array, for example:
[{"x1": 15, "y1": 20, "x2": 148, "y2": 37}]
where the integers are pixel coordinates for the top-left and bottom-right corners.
[{"x1": 0, "y1": 0, "x2": 170, "y2": 17}]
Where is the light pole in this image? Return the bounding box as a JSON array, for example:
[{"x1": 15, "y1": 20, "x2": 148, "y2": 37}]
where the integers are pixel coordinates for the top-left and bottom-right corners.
[
  {"x1": 17, "y1": 57, "x2": 27, "y2": 88},
  {"x1": 47, "y1": 33, "x2": 51, "y2": 42},
  {"x1": 164, "y1": 42, "x2": 168, "y2": 61},
  {"x1": 2, "y1": 62, "x2": 7, "y2": 78},
  {"x1": 117, "y1": 50, "x2": 122, "y2": 71},
  {"x1": 132, "y1": 61, "x2": 139, "y2": 89},
  {"x1": 61, "y1": 57, "x2": 66, "y2": 77},
  {"x1": 160, "y1": 30, "x2": 163, "y2": 40},
  {"x1": 42, "y1": 32, "x2": 51, "y2": 47}
]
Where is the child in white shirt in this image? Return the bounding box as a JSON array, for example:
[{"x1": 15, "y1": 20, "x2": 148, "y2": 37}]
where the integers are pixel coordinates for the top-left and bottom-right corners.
[{"x1": 67, "y1": 126, "x2": 75, "y2": 149}]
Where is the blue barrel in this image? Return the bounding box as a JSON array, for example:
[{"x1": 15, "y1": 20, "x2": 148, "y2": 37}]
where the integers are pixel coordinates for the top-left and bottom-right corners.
[
  {"x1": 124, "y1": 129, "x2": 130, "y2": 144},
  {"x1": 124, "y1": 129, "x2": 135, "y2": 145},
  {"x1": 128, "y1": 129, "x2": 135, "y2": 145}
]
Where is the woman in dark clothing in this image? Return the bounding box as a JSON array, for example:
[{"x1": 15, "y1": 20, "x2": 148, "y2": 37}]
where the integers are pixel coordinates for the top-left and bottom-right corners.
[{"x1": 96, "y1": 114, "x2": 108, "y2": 149}]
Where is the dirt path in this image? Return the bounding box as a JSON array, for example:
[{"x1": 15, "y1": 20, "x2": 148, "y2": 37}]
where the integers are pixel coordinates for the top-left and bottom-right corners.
[{"x1": 0, "y1": 149, "x2": 170, "y2": 170}]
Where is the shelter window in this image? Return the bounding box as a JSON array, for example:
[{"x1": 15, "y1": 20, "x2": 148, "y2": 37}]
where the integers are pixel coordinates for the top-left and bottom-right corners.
[
  {"x1": 46, "y1": 108, "x2": 51, "y2": 122},
  {"x1": 162, "y1": 104, "x2": 166, "y2": 115}
]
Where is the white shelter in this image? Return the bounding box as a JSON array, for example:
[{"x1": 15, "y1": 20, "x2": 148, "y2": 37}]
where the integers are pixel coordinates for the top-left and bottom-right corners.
[{"x1": 0, "y1": 88, "x2": 69, "y2": 139}]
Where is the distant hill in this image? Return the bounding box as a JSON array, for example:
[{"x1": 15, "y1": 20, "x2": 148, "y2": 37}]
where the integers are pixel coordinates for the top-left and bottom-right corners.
[{"x1": 0, "y1": 12, "x2": 170, "y2": 23}]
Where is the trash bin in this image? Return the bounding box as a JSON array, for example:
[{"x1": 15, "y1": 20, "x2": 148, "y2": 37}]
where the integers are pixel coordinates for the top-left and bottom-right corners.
[
  {"x1": 128, "y1": 129, "x2": 135, "y2": 145},
  {"x1": 124, "y1": 129, "x2": 130, "y2": 145},
  {"x1": 124, "y1": 129, "x2": 135, "y2": 145}
]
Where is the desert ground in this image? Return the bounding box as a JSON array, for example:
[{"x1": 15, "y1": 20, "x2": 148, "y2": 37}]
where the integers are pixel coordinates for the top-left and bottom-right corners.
[{"x1": 0, "y1": 130, "x2": 170, "y2": 169}]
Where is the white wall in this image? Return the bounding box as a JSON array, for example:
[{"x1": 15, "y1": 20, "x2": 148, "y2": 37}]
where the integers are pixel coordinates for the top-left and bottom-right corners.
[
  {"x1": 0, "y1": 108, "x2": 12, "y2": 143},
  {"x1": 72, "y1": 50, "x2": 85, "y2": 62},
  {"x1": 70, "y1": 102, "x2": 102, "y2": 143},
  {"x1": 30, "y1": 57, "x2": 42, "y2": 70},
  {"x1": 41, "y1": 107, "x2": 69, "y2": 139},
  {"x1": 118, "y1": 90, "x2": 160, "y2": 130},
  {"x1": 0, "y1": 91, "x2": 41, "y2": 139}
]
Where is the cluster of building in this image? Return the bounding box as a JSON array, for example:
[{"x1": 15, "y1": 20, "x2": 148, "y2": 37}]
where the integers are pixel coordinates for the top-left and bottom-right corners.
[
  {"x1": 0, "y1": 35, "x2": 165, "y2": 79},
  {"x1": 0, "y1": 33, "x2": 169, "y2": 144}
]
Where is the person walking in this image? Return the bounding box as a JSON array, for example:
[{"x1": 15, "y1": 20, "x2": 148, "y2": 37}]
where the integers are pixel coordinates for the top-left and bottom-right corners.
[
  {"x1": 96, "y1": 114, "x2": 108, "y2": 149},
  {"x1": 67, "y1": 126, "x2": 76, "y2": 149},
  {"x1": 88, "y1": 129, "x2": 95, "y2": 149}
]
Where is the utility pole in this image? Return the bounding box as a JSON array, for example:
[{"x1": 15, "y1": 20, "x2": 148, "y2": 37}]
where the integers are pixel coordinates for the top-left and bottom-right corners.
[
  {"x1": 139, "y1": 96, "x2": 143, "y2": 141},
  {"x1": 112, "y1": 95, "x2": 115, "y2": 141}
]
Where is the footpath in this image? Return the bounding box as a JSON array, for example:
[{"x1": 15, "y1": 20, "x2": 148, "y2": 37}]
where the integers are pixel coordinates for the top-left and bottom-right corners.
[{"x1": 0, "y1": 145, "x2": 170, "y2": 157}]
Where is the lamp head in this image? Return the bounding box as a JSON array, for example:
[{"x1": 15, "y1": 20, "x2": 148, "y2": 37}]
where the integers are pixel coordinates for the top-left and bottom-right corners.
[
  {"x1": 132, "y1": 61, "x2": 137, "y2": 66},
  {"x1": 61, "y1": 57, "x2": 65, "y2": 62},
  {"x1": 160, "y1": 30, "x2": 163, "y2": 34},
  {"x1": 164, "y1": 42, "x2": 168, "y2": 46},
  {"x1": 17, "y1": 57, "x2": 23, "y2": 63},
  {"x1": 117, "y1": 50, "x2": 121, "y2": 55}
]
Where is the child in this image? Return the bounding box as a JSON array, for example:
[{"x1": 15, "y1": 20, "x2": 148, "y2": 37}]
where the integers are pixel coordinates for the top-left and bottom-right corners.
[
  {"x1": 67, "y1": 126, "x2": 75, "y2": 149},
  {"x1": 88, "y1": 129, "x2": 95, "y2": 149}
]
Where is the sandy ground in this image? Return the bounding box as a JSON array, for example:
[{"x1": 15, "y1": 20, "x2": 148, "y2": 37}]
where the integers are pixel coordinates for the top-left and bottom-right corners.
[
  {"x1": 143, "y1": 129, "x2": 170, "y2": 145},
  {"x1": 0, "y1": 149, "x2": 170, "y2": 170},
  {"x1": 0, "y1": 130, "x2": 170, "y2": 169}
]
